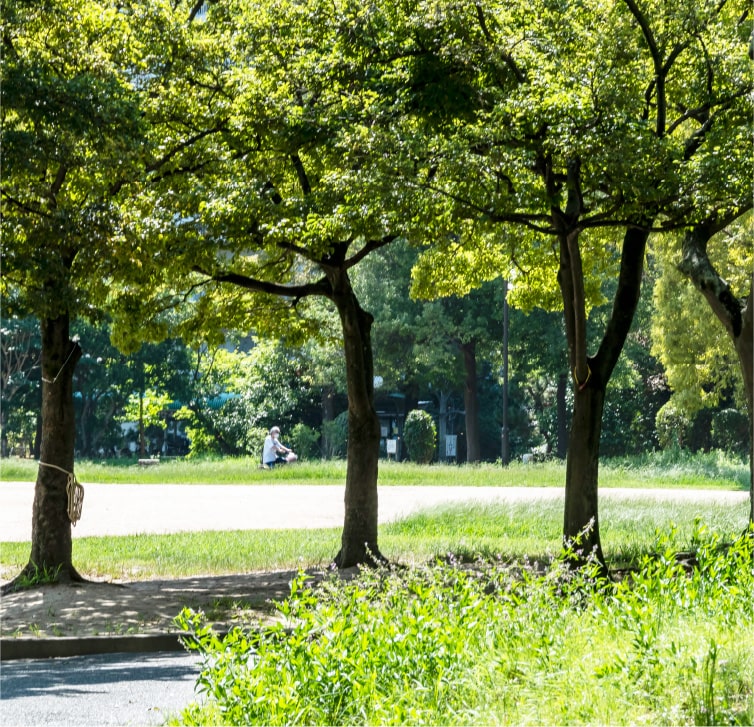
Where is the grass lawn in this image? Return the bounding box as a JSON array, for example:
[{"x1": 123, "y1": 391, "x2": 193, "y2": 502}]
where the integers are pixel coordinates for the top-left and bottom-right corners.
[
  {"x1": 1, "y1": 448, "x2": 749, "y2": 489},
  {"x1": 1, "y1": 449, "x2": 749, "y2": 580},
  {"x1": 1, "y1": 495, "x2": 749, "y2": 581}
]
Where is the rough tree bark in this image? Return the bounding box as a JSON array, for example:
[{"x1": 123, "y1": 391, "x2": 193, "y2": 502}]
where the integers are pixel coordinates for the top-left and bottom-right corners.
[
  {"x1": 678, "y1": 221, "x2": 754, "y2": 524},
  {"x1": 556, "y1": 371, "x2": 569, "y2": 459},
  {"x1": 328, "y1": 267, "x2": 384, "y2": 568},
  {"x1": 3, "y1": 314, "x2": 84, "y2": 592},
  {"x1": 559, "y1": 220, "x2": 649, "y2": 573},
  {"x1": 461, "y1": 340, "x2": 481, "y2": 463}
]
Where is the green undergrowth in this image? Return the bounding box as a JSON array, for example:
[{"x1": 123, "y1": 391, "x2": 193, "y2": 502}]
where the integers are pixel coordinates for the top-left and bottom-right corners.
[
  {"x1": 1, "y1": 449, "x2": 749, "y2": 489},
  {"x1": 173, "y1": 525, "x2": 754, "y2": 726}
]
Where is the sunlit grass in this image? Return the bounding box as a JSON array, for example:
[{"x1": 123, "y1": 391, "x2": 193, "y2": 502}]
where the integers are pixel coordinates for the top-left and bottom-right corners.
[
  {"x1": 1, "y1": 449, "x2": 749, "y2": 488},
  {"x1": 1, "y1": 497, "x2": 747, "y2": 581},
  {"x1": 173, "y1": 528, "x2": 754, "y2": 727}
]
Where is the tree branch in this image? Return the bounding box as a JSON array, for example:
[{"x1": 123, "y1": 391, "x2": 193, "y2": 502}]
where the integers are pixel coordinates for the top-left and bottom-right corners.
[
  {"x1": 290, "y1": 153, "x2": 312, "y2": 195},
  {"x1": 48, "y1": 165, "x2": 68, "y2": 203},
  {"x1": 344, "y1": 235, "x2": 400, "y2": 269},
  {"x1": 677, "y1": 213, "x2": 750, "y2": 338},
  {"x1": 145, "y1": 122, "x2": 228, "y2": 175},
  {"x1": 1, "y1": 191, "x2": 51, "y2": 218},
  {"x1": 193, "y1": 266, "x2": 331, "y2": 300},
  {"x1": 596, "y1": 224, "x2": 650, "y2": 380},
  {"x1": 622, "y1": 0, "x2": 665, "y2": 135}
]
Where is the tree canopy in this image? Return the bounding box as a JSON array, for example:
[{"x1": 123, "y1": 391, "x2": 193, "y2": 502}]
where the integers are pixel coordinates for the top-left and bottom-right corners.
[{"x1": 1, "y1": 0, "x2": 750, "y2": 583}]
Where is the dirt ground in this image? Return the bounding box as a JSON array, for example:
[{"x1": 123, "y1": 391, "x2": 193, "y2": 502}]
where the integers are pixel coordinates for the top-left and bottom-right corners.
[{"x1": 0, "y1": 569, "x2": 347, "y2": 639}]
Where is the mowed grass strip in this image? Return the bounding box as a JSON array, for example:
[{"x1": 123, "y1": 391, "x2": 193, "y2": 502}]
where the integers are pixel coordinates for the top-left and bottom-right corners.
[{"x1": 1, "y1": 449, "x2": 749, "y2": 488}]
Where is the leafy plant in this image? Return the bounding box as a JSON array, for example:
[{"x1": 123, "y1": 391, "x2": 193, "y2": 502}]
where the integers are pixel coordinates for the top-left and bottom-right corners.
[
  {"x1": 710, "y1": 408, "x2": 750, "y2": 455},
  {"x1": 289, "y1": 423, "x2": 320, "y2": 461},
  {"x1": 12, "y1": 562, "x2": 63, "y2": 590},
  {"x1": 403, "y1": 409, "x2": 437, "y2": 464},
  {"x1": 321, "y1": 411, "x2": 348, "y2": 459},
  {"x1": 174, "y1": 524, "x2": 754, "y2": 726}
]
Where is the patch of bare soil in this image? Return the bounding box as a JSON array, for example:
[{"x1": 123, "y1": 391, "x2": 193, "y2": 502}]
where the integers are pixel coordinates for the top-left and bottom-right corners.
[{"x1": 0, "y1": 570, "x2": 337, "y2": 639}]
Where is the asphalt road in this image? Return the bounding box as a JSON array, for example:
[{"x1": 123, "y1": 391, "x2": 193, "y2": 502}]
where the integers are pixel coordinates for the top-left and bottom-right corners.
[
  {"x1": 1, "y1": 481, "x2": 749, "y2": 543},
  {"x1": 0, "y1": 650, "x2": 203, "y2": 727}
]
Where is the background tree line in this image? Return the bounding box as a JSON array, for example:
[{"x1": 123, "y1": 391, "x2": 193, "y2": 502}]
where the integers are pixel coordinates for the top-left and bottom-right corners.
[{"x1": 3, "y1": 239, "x2": 748, "y2": 463}]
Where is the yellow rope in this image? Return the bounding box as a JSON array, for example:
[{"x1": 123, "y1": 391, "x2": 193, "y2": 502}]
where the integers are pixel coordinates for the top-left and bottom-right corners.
[
  {"x1": 38, "y1": 462, "x2": 85, "y2": 526},
  {"x1": 572, "y1": 364, "x2": 592, "y2": 390}
]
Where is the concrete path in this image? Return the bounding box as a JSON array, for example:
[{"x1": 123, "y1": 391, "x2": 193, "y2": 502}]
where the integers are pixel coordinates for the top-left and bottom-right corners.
[{"x1": 1, "y1": 481, "x2": 748, "y2": 542}]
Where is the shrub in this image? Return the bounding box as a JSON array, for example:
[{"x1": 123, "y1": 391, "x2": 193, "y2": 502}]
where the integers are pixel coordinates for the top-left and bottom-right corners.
[
  {"x1": 656, "y1": 401, "x2": 693, "y2": 450},
  {"x1": 711, "y1": 408, "x2": 750, "y2": 455},
  {"x1": 403, "y1": 409, "x2": 437, "y2": 464},
  {"x1": 321, "y1": 411, "x2": 348, "y2": 458},
  {"x1": 289, "y1": 423, "x2": 320, "y2": 460}
]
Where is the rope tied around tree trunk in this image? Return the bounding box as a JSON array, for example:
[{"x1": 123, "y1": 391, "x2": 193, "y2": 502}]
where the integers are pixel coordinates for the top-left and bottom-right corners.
[
  {"x1": 38, "y1": 461, "x2": 85, "y2": 526},
  {"x1": 40, "y1": 342, "x2": 80, "y2": 385},
  {"x1": 572, "y1": 364, "x2": 592, "y2": 391}
]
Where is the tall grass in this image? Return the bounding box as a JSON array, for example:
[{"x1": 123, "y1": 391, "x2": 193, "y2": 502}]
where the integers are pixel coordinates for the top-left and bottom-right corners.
[
  {"x1": 174, "y1": 525, "x2": 754, "y2": 726},
  {"x1": 1, "y1": 450, "x2": 749, "y2": 488}
]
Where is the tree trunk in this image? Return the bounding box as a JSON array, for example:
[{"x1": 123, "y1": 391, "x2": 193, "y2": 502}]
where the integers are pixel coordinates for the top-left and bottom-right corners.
[
  {"x1": 556, "y1": 371, "x2": 568, "y2": 458},
  {"x1": 461, "y1": 341, "x2": 481, "y2": 463},
  {"x1": 678, "y1": 223, "x2": 754, "y2": 523},
  {"x1": 438, "y1": 391, "x2": 448, "y2": 460},
  {"x1": 321, "y1": 388, "x2": 336, "y2": 457},
  {"x1": 559, "y1": 219, "x2": 649, "y2": 574},
  {"x1": 79, "y1": 395, "x2": 93, "y2": 456},
  {"x1": 9, "y1": 315, "x2": 84, "y2": 590},
  {"x1": 33, "y1": 410, "x2": 42, "y2": 460},
  {"x1": 139, "y1": 392, "x2": 146, "y2": 457},
  {"x1": 1, "y1": 410, "x2": 7, "y2": 458},
  {"x1": 564, "y1": 382, "x2": 606, "y2": 565},
  {"x1": 329, "y1": 270, "x2": 383, "y2": 568},
  {"x1": 735, "y1": 281, "x2": 753, "y2": 525}
]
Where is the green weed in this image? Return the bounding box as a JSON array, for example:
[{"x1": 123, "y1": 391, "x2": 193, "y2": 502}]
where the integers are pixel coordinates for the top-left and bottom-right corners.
[
  {"x1": 12, "y1": 562, "x2": 63, "y2": 590},
  {"x1": 174, "y1": 526, "x2": 754, "y2": 726}
]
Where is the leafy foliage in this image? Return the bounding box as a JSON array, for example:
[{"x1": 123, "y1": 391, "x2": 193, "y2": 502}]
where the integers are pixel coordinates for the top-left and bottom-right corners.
[
  {"x1": 176, "y1": 525, "x2": 754, "y2": 726},
  {"x1": 403, "y1": 409, "x2": 438, "y2": 464},
  {"x1": 652, "y1": 227, "x2": 749, "y2": 416}
]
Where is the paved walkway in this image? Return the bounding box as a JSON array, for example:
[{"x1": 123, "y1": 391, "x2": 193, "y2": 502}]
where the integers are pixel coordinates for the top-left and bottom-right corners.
[{"x1": 1, "y1": 481, "x2": 748, "y2": 542}]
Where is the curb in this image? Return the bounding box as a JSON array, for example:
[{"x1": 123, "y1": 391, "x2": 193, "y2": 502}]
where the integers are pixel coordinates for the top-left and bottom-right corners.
[{"x1": 0, "y1": 633, "x2": 190, "y2": 661}]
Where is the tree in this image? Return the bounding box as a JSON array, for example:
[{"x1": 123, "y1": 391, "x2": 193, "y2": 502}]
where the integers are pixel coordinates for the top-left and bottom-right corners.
[
  {"x1": 678, "y1": 222, "x2": 753, "y2": 521},
  {"x1": 407, "y1": 0, "x2": 751, "y2": 568},
  {"x1": 403, "y1": 409, "x2": 438, "y2": 464},
  {"x1": 0, "y1": 317, "x2": 41, "y2": 458},
  {"x1": 0, "y1": 0, "x2": 210, "y2": 587},
  {"x1": 653, "y1": 217, "x2": 753, "y2": 515},
  {"x1": 119, "y1": 0, "x2": 434, "y2": 567},
  {"x1": 418, "y1": 285, "x2": 505, "y2": 462},
  {"x1": 355, "y1": 239, "x2": 507, "y2": 462}
]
